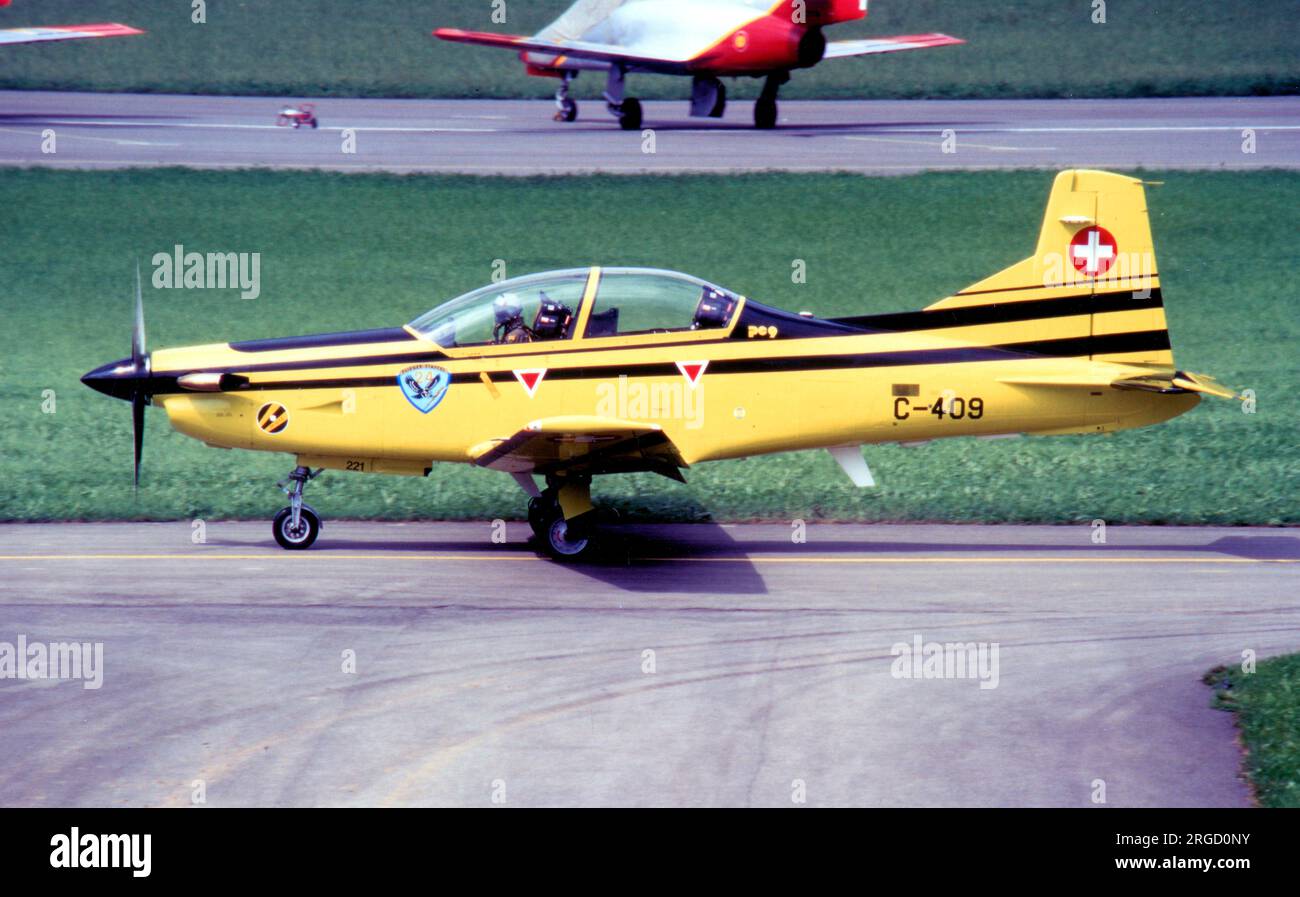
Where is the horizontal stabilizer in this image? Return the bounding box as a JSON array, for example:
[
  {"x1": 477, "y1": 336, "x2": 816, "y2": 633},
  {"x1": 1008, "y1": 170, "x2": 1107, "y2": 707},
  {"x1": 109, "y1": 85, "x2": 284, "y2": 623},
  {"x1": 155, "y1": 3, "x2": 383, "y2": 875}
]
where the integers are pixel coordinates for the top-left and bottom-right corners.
[
  {"x1": 1000, "y1": 368, "x2": 1238, "y2": 399},
  {"x1": 824, "y1": 33, "x2": 964, "y2": 58}
]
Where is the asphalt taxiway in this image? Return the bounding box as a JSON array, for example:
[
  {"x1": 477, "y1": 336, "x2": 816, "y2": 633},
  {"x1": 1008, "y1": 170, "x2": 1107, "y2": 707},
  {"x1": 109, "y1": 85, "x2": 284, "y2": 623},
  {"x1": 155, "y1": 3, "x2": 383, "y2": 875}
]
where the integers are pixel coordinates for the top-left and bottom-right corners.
[
  {"x1": 0, "y1": 521, "x2": 1294, "y2": 807},
  {"x1": 1, "y1": 92, "x2": 1297, "y2": 174}
]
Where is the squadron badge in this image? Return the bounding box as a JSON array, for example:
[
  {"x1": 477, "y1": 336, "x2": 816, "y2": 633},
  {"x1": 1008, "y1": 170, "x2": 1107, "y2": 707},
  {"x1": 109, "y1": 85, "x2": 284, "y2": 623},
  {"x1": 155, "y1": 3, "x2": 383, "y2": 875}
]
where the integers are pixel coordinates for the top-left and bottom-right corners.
[{"x1": 397, "y1": 365, "x2": 451, "y2": 414}]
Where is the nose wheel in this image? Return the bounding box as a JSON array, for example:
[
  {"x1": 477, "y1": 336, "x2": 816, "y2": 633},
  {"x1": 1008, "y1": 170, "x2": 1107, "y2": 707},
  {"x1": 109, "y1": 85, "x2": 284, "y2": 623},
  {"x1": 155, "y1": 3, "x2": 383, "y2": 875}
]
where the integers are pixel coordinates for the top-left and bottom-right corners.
[{"x1": 273, "y1": 465, "x2": 323, "y2": 550}]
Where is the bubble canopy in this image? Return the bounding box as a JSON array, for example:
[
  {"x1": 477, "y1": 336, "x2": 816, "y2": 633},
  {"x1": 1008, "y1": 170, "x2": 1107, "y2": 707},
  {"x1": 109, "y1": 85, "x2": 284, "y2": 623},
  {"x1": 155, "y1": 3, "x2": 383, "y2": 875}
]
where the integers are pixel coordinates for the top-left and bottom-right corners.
[{"x1": 407, "y1": 267, "x2": 742, "y2": 347}]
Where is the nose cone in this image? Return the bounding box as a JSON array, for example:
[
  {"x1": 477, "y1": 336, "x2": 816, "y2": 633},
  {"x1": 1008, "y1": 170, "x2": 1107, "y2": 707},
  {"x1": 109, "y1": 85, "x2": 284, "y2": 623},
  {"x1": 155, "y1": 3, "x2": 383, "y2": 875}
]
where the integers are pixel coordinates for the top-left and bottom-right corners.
[{"x1": 81, "y1": 357, "x2": 146, "y2": 401}]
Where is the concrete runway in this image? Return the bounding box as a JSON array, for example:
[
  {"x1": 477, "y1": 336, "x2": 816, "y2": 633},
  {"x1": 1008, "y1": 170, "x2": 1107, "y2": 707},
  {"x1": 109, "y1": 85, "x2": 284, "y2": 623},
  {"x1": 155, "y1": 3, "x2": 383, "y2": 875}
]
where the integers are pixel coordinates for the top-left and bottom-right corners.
[
  {"x1": 1, "y1": 91, "x2": 1297, "y2": 174},
  {"x1": 0, "y1": 521, "x2": 1295, "y2": 807}
]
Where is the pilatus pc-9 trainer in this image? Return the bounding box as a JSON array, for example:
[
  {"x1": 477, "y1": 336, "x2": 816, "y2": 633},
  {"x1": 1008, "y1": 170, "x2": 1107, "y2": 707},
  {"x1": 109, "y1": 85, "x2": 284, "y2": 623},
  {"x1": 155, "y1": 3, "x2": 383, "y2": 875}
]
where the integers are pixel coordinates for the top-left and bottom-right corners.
[{"x1": 83, "y1": 171, "x2": 1235, "y2": 560}]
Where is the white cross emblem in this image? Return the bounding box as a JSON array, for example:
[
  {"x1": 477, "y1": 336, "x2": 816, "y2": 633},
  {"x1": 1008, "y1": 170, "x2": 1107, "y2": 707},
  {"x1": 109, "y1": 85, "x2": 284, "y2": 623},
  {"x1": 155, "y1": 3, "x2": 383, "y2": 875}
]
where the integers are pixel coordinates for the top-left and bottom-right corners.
[{"x1": 1070, "y1": 227, "x2": 1117, "y2": 276}]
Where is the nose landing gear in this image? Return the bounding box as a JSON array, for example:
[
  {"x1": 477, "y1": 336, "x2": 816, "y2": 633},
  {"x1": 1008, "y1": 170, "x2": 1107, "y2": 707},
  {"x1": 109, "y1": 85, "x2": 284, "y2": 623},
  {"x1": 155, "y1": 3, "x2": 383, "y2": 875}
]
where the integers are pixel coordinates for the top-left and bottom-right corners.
[
  {"x1": 554, "y1": 71, "x2": 579, "y2": 122},
  {"x1": 272, "y1": 465, "x2": 323, "y2": 550},
  {"x1": 603, "y1": 64, "x2": 643, "y2": 131}
]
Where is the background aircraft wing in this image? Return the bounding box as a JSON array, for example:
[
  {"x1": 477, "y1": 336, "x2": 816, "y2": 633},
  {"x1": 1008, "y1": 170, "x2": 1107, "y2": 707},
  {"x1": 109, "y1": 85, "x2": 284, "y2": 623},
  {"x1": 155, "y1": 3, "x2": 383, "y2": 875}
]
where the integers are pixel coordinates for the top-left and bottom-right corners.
[
  {"x1": 0, "y1": 23, "x2": 143, "y2": 45},
  {"x1": 470, "y1": 416, "x2": 688, "y2": 481},
  {"x1": 434, "y1": 28, "x2": 692, "y2": 72},
  {"x1": 824, "y1": 32, "x2": 964, "y2": 59}
]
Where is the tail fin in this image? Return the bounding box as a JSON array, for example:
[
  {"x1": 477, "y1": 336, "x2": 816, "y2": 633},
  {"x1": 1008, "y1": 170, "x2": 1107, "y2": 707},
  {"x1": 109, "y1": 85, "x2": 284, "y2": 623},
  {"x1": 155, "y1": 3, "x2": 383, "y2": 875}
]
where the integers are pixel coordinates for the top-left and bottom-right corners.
[{"x1": 927, "y1": 170, "x2": 1172, "y2": 366}]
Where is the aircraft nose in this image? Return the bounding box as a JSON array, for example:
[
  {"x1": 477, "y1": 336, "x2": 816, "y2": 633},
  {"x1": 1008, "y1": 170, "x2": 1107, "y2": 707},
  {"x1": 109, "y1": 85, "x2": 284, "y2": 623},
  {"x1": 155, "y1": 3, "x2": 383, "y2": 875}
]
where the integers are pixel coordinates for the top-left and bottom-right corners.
[{"x1": 81, "y1": 357, "x2": 146, "y2": 401}]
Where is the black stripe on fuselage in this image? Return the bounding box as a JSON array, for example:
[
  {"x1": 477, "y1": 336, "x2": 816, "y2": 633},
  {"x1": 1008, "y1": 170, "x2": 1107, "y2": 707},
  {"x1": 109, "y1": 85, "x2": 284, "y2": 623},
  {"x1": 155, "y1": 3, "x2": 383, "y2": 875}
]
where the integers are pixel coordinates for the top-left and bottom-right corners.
[
  {"x1": 833, "y1": 289, "x2": 1163, "y2": 332},
  {"x1": 187, "y1": 329, "x2": 1172, "y2": 394},
  {"x1": 229, "y1": 327, "x2": 416, "y2": 352}
]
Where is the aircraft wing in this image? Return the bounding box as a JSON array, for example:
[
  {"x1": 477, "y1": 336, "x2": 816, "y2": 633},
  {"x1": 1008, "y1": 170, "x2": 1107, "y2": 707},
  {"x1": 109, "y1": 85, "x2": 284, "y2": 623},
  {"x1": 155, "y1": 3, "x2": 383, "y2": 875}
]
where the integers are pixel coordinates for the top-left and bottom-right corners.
[
  {"x1": 0, "y1": 23, "x2": 143, "y2": 45},
  {"x1": 433, "y1": 28, "x2": 693, "y2": 72},
  {"x1": 470, "y1": 416, "x2": 689, "y2": 481},
  {"x1": 824, "y1": 32, "x2": 964, "y2": 59}
]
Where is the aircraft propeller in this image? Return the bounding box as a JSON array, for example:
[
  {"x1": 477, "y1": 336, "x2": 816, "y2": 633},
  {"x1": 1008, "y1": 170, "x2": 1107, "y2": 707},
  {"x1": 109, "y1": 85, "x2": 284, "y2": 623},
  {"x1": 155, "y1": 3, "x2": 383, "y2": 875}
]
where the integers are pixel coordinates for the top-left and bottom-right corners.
[
  {"x1": 130, "y1": 263, "x2": 148, "y2": 487},
  {"x1": 80, "y1": 264, "x2": 153, "y2": 487}
]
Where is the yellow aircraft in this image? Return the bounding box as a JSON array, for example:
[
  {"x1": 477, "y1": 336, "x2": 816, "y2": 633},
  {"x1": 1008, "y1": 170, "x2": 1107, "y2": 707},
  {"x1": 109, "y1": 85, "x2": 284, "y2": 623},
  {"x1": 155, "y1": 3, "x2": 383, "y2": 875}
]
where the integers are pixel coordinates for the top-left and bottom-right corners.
[{"x1": 83, "y1": 170, "x2": 1235, "y2": 560}]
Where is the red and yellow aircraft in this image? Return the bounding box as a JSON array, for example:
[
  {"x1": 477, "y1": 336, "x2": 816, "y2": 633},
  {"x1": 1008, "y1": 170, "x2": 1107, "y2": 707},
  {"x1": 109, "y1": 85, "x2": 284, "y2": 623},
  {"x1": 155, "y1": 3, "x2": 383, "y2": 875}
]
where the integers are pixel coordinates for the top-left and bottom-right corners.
[
  {"x1": 434, "y1": 0, "x2": 962, "y2": 128},
  {"x1": 83, "y1": 170, "x2": 1236, "y2": 560},
  {"x1": 0, "y1": 0, "x2": 141, "y2": 46}
]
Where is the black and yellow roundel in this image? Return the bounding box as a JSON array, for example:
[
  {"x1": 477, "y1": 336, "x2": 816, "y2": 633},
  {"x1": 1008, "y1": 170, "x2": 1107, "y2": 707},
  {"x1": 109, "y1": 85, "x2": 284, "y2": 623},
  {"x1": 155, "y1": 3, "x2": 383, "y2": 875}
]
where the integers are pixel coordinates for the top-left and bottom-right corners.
[{"x1": 257, "y1": 402, "x2": 289, "y2": 435}]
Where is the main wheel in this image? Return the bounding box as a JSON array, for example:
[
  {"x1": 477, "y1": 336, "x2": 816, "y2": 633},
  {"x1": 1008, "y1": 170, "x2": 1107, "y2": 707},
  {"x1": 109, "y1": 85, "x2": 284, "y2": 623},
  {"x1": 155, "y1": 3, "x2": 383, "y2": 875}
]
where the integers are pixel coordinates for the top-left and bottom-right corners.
[
  {"x1": 309, "y1": 117, "x2": 318, "y2": 129},
  {"x1": 557, "y1": 98, "x2": 578, "y2": 122},
  {"x1": 618, "y1": 97, "x2": 643, "y2": 131},
  {"x1": 527, "y1": 493, "x2": 552, "y2": 540},
  {"x1": 273, "y1": 506, "x2": 320, "y2": 550},
  {"x1": 754, "y1": 96, "x2": 777, "y2": 129},
  {"x1": 544, "y1": 513, "x2": 597, "y2": 562}
]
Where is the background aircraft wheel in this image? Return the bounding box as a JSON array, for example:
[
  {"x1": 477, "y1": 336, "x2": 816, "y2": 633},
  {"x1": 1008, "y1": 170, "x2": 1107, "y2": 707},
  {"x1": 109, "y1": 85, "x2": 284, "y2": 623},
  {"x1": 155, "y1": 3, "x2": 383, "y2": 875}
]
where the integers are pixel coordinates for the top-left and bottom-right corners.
[
  {"x1": 618, "y1": 98, "x2": 643, "y2": 131},
  {"x1": 754, "y1": 97, "x2": 777, "y2": 129},
  {"x1": 542, "y1": 511, "x2": 597, "y2": 562},
  {"x1": 309, "y1": 119, "x2": 318, "y2": 129},
  {"x1": 273, "y1": 506, "x2": 320, "y2": 550},
  {"x1": 558, "y1": 98, "x2": 578, "y2": 122}
]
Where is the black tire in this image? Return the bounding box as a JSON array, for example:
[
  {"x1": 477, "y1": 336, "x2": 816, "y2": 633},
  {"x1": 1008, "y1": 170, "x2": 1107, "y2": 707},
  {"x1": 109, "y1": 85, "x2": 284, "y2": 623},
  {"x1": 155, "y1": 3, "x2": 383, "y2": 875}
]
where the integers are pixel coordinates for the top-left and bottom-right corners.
[
  {"x1": 273, "y1": 505, "x2": 320, "y2": 550},
  {"x1": 527, "y1": 493, "x2": 551, "y2": 540},
  {"x1": 754, "y1": 96, "x2": 777, "y2": 129},
  {"x1": 561, "y1": 98, "x2": 578, "y2": 122},
  {"x1": 710, "y1": 82, "x2": 727, "y2": 118},
  {"x1": 309, "y1": 118, "x2": 318, "y2": 129},
  {"x1": 541, "y1": 510, "x2": 598, "y2": 562},
  {"x1": 618, "y1": 97, "x2": 643, "y2": 131}
]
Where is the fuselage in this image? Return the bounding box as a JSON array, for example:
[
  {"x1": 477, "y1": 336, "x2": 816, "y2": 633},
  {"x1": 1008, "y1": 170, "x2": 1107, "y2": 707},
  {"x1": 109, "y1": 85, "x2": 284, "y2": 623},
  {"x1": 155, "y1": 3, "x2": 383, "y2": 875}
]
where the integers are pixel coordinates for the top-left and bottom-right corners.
[{"x1": 84, "y1": 266, "x2": 1198, "y2": 481}]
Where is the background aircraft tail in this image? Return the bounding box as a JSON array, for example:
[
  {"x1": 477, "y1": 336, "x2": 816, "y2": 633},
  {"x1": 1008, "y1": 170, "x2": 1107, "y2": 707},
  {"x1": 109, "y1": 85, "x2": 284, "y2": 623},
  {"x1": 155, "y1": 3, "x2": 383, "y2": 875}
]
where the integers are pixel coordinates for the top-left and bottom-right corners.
[{"x1": 926, "y1": 169, "x2": 1173, "y2": 367}]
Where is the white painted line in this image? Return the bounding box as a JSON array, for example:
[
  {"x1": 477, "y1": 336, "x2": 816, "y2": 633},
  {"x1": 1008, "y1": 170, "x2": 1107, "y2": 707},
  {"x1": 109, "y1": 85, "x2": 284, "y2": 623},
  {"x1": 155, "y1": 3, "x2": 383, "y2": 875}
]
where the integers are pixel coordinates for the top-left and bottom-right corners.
[
  {"x1": 844, "y1": 135, "x2": 1057, "y2": 152},
  {"x1": 35, "y1": 119, "x2": 498, "y2": 133}
]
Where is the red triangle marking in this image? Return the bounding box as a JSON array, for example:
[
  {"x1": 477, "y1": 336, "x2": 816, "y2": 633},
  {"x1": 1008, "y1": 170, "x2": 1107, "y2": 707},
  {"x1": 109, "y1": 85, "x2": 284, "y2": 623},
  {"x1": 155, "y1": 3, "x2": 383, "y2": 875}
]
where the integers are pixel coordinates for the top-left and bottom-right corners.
[
  {"x1": 514, "y1": 368, "x2": 546, "y2": 398},
  {"x1": 676, "y1": 360, "x2": 708, "y2": 387}
]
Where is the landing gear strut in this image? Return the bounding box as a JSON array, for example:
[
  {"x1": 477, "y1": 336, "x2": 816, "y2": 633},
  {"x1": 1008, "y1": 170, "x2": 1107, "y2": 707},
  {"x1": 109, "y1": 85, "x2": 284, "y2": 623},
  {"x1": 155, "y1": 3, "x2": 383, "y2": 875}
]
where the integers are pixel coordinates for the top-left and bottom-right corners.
[
  {"x1": 554, "y1": 71, "x2": 578, "y2": 122},
  {"x1": 273, "y1": 465, "x2": 323, "y2": 550},
  {"x1": 604, "y1": 64, "x2": 643, "y2": 131},
  {"x1": 754, "y1": 71, "x2": 788, "y2": 129},
  {"x1": 527, "y1": 475, "x2": 599, "y2": 561}
]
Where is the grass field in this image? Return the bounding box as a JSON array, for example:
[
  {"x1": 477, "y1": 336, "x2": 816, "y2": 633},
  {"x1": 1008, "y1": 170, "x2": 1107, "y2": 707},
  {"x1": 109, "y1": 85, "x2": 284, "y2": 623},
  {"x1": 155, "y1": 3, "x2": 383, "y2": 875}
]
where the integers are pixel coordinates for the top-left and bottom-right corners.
[
  {"x1": 1207, "y1": 654, "x2": 1300, "y2": 808},
  {"x1": 0, "y1": 1, "x2": 1296, "y2": 100},
  {"x1": 0, "y1": 167, "x2": 1295, "y2": 524}
]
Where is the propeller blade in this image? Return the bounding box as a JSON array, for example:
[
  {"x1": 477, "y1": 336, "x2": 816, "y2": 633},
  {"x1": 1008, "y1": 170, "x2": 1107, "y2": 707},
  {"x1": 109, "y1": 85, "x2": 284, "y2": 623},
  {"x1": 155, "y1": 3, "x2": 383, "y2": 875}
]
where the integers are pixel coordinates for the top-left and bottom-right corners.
[
  {"x1": 131, "y1": 263, "x2": 148, "y2": 488},
  {"x1": 132, "y1": 262, "x2": 146, "y2": 367},
  {"x1": 132, "y1": 392, "x2": 146, "y2": 487}
]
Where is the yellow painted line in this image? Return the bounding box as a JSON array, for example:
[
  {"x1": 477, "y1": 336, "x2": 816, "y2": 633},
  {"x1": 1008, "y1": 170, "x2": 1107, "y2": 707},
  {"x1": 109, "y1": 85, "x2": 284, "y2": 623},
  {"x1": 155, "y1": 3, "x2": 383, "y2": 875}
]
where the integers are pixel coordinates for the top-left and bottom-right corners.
[{"x1": 0, "y1": 554, "x2": 1292, "y2": 565}]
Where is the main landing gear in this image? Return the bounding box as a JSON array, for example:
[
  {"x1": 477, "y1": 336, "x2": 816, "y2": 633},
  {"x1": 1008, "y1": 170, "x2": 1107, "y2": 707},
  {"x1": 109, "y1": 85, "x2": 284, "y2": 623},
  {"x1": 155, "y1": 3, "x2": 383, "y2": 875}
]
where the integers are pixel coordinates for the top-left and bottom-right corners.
[
  {"x1": 273, "y1": 465, "x2": 323, "y2": 550},
  {"x1": 603, "y1": 64, "x2": 643, "y2": 131},
  {"x1": 754, "y1": 71, "x2": 788, "y2": 129},
  {"x1": 526, "y1": 475, "x2": 600, "y2": 562}
]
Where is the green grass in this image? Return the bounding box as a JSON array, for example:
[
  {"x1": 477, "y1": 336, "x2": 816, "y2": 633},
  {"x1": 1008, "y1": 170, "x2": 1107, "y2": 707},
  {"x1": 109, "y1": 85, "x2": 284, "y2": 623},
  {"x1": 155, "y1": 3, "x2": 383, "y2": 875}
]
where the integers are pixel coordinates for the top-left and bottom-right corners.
[
  {"x1": 0, "y1": 167, "x2": 1295, "y2": 524},
  {"x1": 1, "y1": 0, "x2": 1296, "y2": 100},
  {"x1": 1206, "y1": 655, "x2": 1300, "y2": 808}
]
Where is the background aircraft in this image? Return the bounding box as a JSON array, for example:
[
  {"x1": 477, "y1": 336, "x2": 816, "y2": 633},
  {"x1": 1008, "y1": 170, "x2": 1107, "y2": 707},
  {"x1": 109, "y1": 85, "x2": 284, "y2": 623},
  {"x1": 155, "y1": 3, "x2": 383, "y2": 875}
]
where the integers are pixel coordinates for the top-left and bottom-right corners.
[
  {"x1": 82, "y1": 170, "x2": 1235, "y2": 560},
  {"x1": 435, "y1": 0, "x2": 962, "y2": 128},
  {"x1": 0, "y1": 0, "x2": 140, "y2": 45}
]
